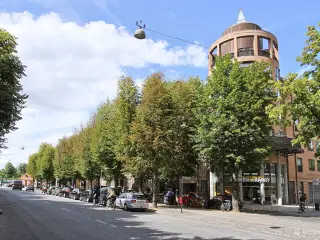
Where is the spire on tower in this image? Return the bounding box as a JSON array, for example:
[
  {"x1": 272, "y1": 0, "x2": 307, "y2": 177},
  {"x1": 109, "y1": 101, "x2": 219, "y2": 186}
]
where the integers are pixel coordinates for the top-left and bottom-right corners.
[{"x1": 237, "y1": 9, "x2": 246, "y2": 24}]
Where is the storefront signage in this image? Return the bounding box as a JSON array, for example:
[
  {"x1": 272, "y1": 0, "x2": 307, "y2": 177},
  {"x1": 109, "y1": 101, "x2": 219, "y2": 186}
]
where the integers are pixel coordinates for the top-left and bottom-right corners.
[
  {"x1": 313, "y1": 178, "x2": 320, "y2": 185},
  {"x1": 236, "y1": 176, "x2": 270, "y2": 183}
]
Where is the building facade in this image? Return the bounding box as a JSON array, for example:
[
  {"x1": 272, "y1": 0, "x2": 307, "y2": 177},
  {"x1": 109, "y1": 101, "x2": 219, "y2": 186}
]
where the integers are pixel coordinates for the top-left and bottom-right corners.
[{"x1": 202, "y1": 10, "x2": 320, "y2": 205}]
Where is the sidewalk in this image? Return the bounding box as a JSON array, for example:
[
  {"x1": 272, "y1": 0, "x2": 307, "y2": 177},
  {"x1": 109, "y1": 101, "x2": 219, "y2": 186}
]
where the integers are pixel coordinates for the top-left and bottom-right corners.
[{"x1": 149, "y1": 203, "x2": 320, "y2": 218}]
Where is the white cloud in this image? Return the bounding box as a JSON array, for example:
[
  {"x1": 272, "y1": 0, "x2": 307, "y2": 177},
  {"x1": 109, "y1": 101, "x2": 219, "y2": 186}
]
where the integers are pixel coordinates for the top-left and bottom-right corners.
[{"x1": 0, "y1": 11, "x2": 206, "y2": 169}]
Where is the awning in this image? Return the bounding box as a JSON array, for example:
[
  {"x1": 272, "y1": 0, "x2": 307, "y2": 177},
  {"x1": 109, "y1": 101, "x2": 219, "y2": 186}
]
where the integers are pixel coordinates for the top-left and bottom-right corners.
[{"x1": 271, "y1": 135, "x2": 304, "y2": 156}]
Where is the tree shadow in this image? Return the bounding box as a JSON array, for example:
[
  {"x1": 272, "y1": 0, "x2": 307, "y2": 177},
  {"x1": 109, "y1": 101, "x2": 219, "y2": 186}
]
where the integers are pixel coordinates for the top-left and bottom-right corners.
[{"x1": 1, "y1": 189, "x2": 268, "y2": 239}]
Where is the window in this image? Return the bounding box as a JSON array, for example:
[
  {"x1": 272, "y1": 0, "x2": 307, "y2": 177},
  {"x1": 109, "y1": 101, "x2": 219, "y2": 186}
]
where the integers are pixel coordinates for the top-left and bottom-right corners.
[
  {"x1": 297, "y1": 158, "x2": 303, "y2": 172},
  {"x1": 308, "y1": 141, "x2": 314, "y2": 151},
  {"x1": 318, "y1": 160, "x2": 320, "y2": 171},
  {"x1": 309, "y1": 159, "x2": 315, "y2": 171}
]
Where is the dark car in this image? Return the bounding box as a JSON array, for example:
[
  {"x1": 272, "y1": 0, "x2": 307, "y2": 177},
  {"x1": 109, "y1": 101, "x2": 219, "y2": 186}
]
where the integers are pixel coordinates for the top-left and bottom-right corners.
[
  {"x1": 59, "y1": 187, "x2": 74, "y2": 198},
  {"x1": 205, "y1": 194, "x2": 243, "y2": 210},
  {"x1": 98, "y1": 187, "x2": 121, "y2": 206},
  {"x1": 79, "y1": 189, "x2": 95, "y2": 203},
  {"x1": 69, "y1": 188, "x2": 83, "y2": 200},
  {"x1": 12, "y1": 181, "x2": 23, "y2": 190}
]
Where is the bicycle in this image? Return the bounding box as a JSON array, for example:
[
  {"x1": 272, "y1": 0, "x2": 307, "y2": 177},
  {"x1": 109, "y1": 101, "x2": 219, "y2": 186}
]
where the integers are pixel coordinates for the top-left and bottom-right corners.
[
  {"x1": 298, "y1": 201, "x2": 306, "y2": 213},
  {"x1": 221, "y1": 200, "x2": 231, "y2": 212},
  {"x1": 107, "y1": 198, "x2": 116, "y2": 210}
]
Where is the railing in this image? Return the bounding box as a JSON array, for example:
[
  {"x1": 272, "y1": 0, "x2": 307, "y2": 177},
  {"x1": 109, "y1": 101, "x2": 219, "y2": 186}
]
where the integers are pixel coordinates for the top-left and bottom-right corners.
[
  {"x1": 258, "y1": 49, "x2": 270, "y2": 57},
  {"x1": 238, "y1": 48, "x2": 254, "y2": 57}
]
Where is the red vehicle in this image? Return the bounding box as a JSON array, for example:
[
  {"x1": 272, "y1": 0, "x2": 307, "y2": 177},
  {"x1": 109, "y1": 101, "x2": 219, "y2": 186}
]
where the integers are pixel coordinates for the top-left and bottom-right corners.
[{"x1": 182, "y1": 192, "x2": 204, "y2": 207}]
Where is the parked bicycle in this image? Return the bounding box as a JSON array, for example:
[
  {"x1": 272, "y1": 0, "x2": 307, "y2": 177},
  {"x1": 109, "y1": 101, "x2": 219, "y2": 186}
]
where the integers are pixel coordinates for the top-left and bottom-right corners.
[{"x1": 221, "y1": 199, "x2": 231, "y2": 212}]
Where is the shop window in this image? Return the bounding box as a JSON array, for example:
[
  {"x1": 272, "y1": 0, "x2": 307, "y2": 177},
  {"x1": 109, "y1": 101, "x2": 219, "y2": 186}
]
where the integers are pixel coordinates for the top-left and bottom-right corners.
[
  {"x1": 309, "y1": 159, "x2": 315, "y2": 171},
  {"x1": 297, "y1": 158, "x2": 303, "y2": 172},
  {"x1": 317, "y1": 160, "x2": 320, "y2": 171},
  {"x1": 308, "y1": 141, "x2": 314, "y2": 151}
]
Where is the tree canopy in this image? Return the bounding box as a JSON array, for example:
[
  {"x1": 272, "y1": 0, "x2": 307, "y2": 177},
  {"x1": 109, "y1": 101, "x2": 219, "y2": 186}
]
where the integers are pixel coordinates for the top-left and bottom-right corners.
[
  {"x1": 0, "y1": 29, "x2": 28, "y2": 150},
  {"x1": 195, "y1": 55, "x2": 277, "y2": 211}
]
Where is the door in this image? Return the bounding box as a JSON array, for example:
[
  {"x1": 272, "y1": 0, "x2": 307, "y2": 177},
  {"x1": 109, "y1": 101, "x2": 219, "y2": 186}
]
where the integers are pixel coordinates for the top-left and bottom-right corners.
[{"x1": 288, "y1": 181, "x2": 295, "y2": 204}]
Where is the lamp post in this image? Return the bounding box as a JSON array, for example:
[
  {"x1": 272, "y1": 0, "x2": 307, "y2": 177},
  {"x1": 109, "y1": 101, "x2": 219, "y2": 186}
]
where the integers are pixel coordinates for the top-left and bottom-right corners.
[{"x1": 134, "y1": 20, "x2": 208, "y2": 48}]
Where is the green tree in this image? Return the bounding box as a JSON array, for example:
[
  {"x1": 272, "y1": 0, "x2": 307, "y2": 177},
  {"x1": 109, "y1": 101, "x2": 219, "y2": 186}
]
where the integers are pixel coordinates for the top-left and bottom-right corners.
[
  {"x1": 163, "y1": 78, "x2": 201, "y2": 184},
  {"x1": 131, "y1": 73, "x2": 175, "y2": 207},
  {"x1": 4, "y1": 161, "x2": 17, "y2": 178},
  {"x1": 73, "y1": 125, "x2": 100, "y2": 189},
  {"x1": 27, "y1": 153, "x2": 40, "y2": 182},
  {"x1": 195, "y1": 56, "x2": 276, "y2": 211},
  {"x1": 16, "y1": 163, "x2": 27, "y2": 176},
  {"x1": 0, "y1": 29, "x2": 28, "y2": 150},
  {"x1": 38, "y1": 143, "x2": 55, "y2": 183},
  {"x1": 91, "y1": 100, "x2": 121, "y2": 185},
  {"x1": 113, "y1": 76, "x2": 140, "y2": 188},
  {"x1": 268, "y1": 23, "x2": 320, "y2": 156},
  {"x1": 54, "y1": 137, "x2": 77, "y2": 184}
]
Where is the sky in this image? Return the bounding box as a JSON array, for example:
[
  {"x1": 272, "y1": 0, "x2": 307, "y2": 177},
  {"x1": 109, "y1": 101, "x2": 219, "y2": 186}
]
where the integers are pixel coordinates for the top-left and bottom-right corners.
[{"x1": 0, "y1": 0, "x2": 319, "y2": 169}]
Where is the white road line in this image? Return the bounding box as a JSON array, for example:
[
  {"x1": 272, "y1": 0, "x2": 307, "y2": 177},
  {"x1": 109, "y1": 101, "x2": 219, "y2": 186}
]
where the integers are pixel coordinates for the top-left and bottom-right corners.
[
  {"x1": 96, "y1": 220, "x2": 107, "y2": 224},
  {"x1": 96, "y1": 220, "x2": 117, "y2": 227},
  {"x1": 44, "y1": 201, "x2": 50, "y2": 204},
  {"x1": 62, "y1": 208, "x2": 71, "y2": 212}
]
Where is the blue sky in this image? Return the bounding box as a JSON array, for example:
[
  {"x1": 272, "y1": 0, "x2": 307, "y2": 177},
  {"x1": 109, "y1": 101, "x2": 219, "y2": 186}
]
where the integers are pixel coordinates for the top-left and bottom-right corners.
[
  {"x1": 0, "y1": 0, "x2": 319, "y2": 169},
  {"x1": 2, "y1": 0, "x2": 319, "y2": 78}
]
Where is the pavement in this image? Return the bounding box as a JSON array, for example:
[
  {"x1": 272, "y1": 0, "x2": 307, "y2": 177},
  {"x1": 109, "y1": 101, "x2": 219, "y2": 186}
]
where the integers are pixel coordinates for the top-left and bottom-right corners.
[{"x1": 0, "y1": 188, "x2": 319, "y2": 240}]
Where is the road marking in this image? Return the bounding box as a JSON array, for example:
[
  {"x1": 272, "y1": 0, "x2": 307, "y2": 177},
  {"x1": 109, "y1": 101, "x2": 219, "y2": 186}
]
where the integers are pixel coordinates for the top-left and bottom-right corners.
[
  {"x1": 44, "y1": 201, "x2": 50, "y2": 204},
  {"x1": 62, "y1": 208, "x2": 71, "y2": 212},
  {"x1": 96, "y1": 220, "x2": 117, "y2": 227},
  {"x1": 96, "y1": 220, "x2": 107, "y2": 224}
]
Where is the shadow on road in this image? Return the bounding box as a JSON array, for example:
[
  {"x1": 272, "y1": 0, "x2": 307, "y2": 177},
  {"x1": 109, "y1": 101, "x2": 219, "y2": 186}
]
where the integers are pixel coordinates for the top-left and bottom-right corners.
[{"x1": 0, "y1": 189, "x2": 265, "y2": 240}]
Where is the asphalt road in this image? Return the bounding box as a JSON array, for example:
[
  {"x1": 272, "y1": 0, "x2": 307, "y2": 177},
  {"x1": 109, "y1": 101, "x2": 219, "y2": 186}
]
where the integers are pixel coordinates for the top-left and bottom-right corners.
[{"x1": 0, "y1": 187, "x2": 319, "y2": 240}]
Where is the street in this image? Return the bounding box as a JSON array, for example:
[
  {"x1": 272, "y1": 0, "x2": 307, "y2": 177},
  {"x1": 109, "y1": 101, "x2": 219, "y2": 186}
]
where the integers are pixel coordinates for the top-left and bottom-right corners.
[{"x1": 0, "y1": 188, "x2": 320, "y2": 240}]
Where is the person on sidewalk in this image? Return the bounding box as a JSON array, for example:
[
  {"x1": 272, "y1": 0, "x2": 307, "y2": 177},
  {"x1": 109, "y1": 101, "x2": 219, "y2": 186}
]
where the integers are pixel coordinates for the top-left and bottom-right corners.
[{"x1": 299, "y1": 194, "x2": 307, "y2": 211}]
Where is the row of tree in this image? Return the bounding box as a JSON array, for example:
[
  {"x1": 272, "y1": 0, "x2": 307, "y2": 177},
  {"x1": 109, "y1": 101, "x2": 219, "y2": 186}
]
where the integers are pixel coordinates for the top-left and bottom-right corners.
[
  {"x1": 0, "y1": 162, "x2": 27, "y2": 179},
  {"x1": 26, "y1": 23, "x2": 320, "y2": 210}
]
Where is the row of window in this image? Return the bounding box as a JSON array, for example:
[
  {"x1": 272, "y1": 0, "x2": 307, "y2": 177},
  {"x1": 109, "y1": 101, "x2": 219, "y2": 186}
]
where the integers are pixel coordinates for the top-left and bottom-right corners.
[{"x1": 296, "y1": 158, "x2": 320, "y2": 172}]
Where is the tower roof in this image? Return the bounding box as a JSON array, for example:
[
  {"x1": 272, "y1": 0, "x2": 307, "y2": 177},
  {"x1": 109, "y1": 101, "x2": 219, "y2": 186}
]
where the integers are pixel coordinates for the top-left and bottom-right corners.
[
  {"x1": 222, "y1": 10, "x2": 262, "y2": 36},
  {"x1": 237, "y1": 9, "x2": 246, "y2": 24}
]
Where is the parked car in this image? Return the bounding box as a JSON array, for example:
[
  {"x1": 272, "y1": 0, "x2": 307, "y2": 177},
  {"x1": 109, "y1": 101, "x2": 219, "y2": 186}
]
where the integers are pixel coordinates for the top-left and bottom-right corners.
[
  {"x1": 59, "y1": 187, "x2": 74, "y2": 198},
  {"x1": 182, "y1": 192, "x2": 205, "y2": 207},
  {"x1": 69, "y1": 188, "x2": 83, "y2": 200},
  {"x1": 79, "y1": 189, "x2": 95, "y2": 203},
  {"x1": 24, "y1": 185, "x2": 34, "y2": 191},
  {"x1": 47, "y1": 186, "x2": 56, "y2": 195},
  {"x1": 204, "y1": 194, "x2": 243, "y2": 210},
  {"x1": 115, "y1": 192, "x2": 149, "y2": 211},
  {"x1": 53, "y1": 187, "x2": 62, "y2": 196},
  {"x1": 12, "y1": 180, "x2": 23, "y2": 190}
]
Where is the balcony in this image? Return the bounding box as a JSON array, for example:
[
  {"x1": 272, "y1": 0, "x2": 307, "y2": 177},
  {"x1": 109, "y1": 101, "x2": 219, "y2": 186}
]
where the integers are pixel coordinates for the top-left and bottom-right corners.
[
  {"x1": 258, "y1": 49, "x2": 270, "y2": 57},
  {"x1": 238, "y1": 48, "x2": 254, "y2": 57}
]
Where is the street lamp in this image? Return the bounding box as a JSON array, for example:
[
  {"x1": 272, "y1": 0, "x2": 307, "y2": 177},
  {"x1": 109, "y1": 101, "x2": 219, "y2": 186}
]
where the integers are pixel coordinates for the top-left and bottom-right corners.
[
  {"x1": 134, "y1": 21, "x2": 146, "y2": 39},
  {"x1": 133, "y1": 20, "x2": 208, "y2": 48}
]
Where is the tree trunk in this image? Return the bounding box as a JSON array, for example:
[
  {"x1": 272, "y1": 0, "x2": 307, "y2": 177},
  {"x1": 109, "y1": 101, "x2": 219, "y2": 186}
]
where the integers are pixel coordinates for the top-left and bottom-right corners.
[
  {"x1": 232, "y1": 180, "x2": 240, "y2": 212},
  {"x1": 114, "y1": 176, "x2": 119, "y2": 188},
  {"x1": 90, "y1": 178, "x2": 93, "y2": 189},
  {"x1": 152, "y1": 173, "x2": 158, "y2": 208}
]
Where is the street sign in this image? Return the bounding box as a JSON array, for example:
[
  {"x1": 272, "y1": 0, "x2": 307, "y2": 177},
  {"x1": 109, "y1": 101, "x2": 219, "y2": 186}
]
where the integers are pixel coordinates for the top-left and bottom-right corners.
[{"x1": 313, "y1": 178, "x2": 320, "y2": 185}]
